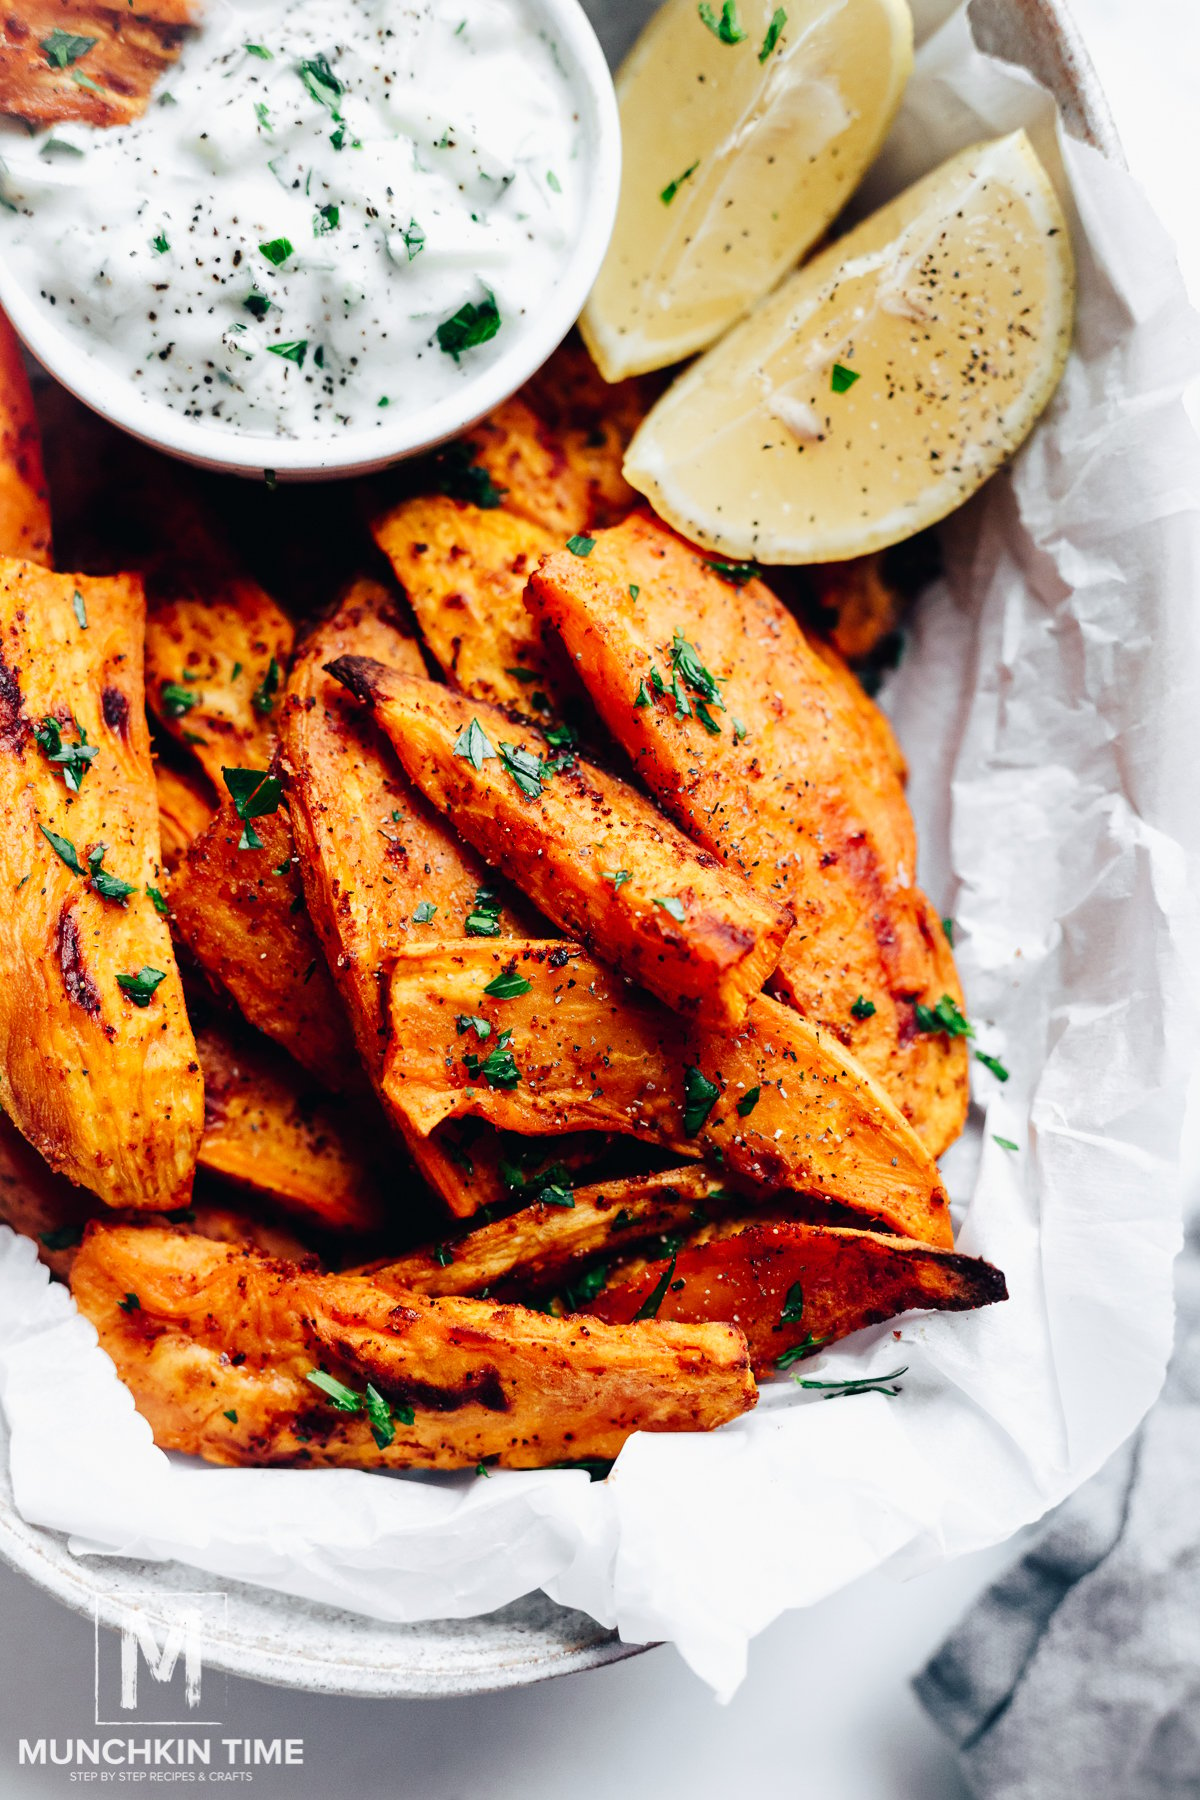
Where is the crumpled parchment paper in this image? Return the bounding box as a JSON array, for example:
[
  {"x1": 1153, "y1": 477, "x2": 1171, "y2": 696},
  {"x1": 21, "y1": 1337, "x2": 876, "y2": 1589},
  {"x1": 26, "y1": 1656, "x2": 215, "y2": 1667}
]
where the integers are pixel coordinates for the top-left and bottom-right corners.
[{"x1": 3, "y1": 2, "x2": 1200, "y2": 1701}]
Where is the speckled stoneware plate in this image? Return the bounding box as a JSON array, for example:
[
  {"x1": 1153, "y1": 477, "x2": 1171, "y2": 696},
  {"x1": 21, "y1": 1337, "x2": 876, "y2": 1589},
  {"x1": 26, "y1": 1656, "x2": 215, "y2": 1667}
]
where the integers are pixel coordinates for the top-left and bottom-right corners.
[{"x1": 0, "y1": 0, "x2": 1122, "y2": 1700}]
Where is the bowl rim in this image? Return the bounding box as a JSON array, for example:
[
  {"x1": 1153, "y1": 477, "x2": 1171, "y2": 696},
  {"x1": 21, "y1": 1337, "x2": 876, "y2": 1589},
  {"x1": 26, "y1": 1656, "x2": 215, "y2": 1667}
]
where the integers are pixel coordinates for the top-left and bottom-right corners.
[{"x1": 0, "y1": 0, "x2": 622, "y2": 482}]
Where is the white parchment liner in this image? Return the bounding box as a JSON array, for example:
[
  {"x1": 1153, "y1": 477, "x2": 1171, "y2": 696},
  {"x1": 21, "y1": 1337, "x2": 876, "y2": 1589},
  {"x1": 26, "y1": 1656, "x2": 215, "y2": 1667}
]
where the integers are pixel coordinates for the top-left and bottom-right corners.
[{"x1": 3, "y1": 5, "x2": 1200, "y2": 1699}]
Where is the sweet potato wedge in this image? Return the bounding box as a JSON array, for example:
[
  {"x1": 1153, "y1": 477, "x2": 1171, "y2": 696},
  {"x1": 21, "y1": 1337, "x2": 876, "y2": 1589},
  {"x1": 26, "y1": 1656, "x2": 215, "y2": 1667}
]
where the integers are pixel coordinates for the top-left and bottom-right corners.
[
  {"x1": 588, "y1": 1221, "x2": 1007, "y2": 1374},
  {"x1": 280, "y1": 577, "x2": 545, "y2": 1216},
  {"x1": 809, "y1": 552, "x2": 906, "y2": 664},
  {"x1": 71, "y1": 1224, "x2": 756, "y2": 1469},
  {"x1": 528, "y1": 511, "x2": 968, "y2": 1154},
  {"x1": 154, "y1": 759, "x2": 214, "y2": 868},
  {"x1": 364, "y1": 1165, "x2": 732, "y2": 1299},
  {"x1": 195, "y1": 1021, "x2": 386, "y2": 1236},
  {"x1": 0, "y1": 311, "x2": 52, "y2": 567},
  {"x1": 0, "y1": 1112, "x2": 311, "y2": 1279},
  {"x1": 169, "y1": 790, "x2": 357, "y2": 1091},
  {"x1": 0, "y1": 3, "x2": 196, "y2": 128},
  {"x1": 327, "y1": 661, "x2": 793, "y2": 1033},
  {"x1": 371, "y1": 498, "x2": 575, "y2": 717},
  {"x1": 383, "y1": 942, "x2": 953, "y2": 1247},
  {"x1": 0, "y1": 558, "x2": 202, "y2": 1208}
]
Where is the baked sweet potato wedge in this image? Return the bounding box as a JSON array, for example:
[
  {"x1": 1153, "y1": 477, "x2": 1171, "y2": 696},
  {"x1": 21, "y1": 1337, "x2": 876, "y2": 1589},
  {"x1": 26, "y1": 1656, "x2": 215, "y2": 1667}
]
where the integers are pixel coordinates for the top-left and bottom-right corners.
[
  {"x1": 528, "y1": 511, "x2": 968, "y2": 1154},
  {"x1": 154, "y1": 759, "x2": 214, "y2": 869},
  {"x1": 0, "y1": 558, "x2": 202, "y2": 1208},
  {"x1": 0, "y1": 311, "x2": 52, "y2": 567},
  {"x1": 809, "y1": 552, "x2": 906, "y2": 664},
  {"x1": 71, "y1": 1224, "x2": 757, "y2": 1469},
  {"x1": 327, "y1": 661, "x2": 793, "y2": 1033},
  {"x1": 280, "y1": 577, "x2": 544, "y2": 1216},
  {"x1": 587, "y1": 1221, "x2": 1007, "y2": 1374},
  {"x1": 195, "y1": 1021, "x2": 386, "y2": 1236},
  {"x1": 383, "y1": 942, "x2": 953, "y2": 1247},
  {"x1": 0, "y1": 2, "x2": 196, "y2": 129},
  {"x1": 371, "y1": 498, "x2": 574, "y2": 716},
  {"x1": 169, "y1": 789, "x2": 357, "y2": 1091}
]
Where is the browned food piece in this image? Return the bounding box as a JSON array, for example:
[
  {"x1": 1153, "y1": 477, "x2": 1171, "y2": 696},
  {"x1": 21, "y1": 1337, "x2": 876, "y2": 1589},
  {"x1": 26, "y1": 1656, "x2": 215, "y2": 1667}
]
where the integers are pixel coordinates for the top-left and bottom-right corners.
[
  {"x1": 328, "y1": 661, "x2": 793, "y2": 1034},
  {"x1": 0, "y1": 3, "x2": 196, "y2": 128},
  {"x1": 154, "y1": 760, "x2": 214, "y2": 869},
  {"x1": 195, "y1": 1021, "x2": 386, "y2": 1236},
  {"x1": 280, "y1": 577, "x2": 544, "y2": 1216},
  {"x1": 809, "y1": 553, "x2": 906, "y2": 663},
  {"x1": 142, "y1": 515, "x2": 295, "y2": 791},
  {"x1": 371, "y1": 498, "x2": 574, "y2": 717},
  {"x1": 804, "y1": 632, "x2": 907, "y2": 784},
  {"x1": 588, "y1": 1221, "x2": 1007, "y2": 1375},
  {"x1": 71, "y1": 1225, "x2": 756, "y2": 1469},
  {"x1": 169, "y1": 792, "x2": 357, "y2": 1091},
  {"x1": 528, "y1": 511, "x2": 968, "y2": 1155},
  {"x1": 363, "y1": 1165, "x2": 730, "y2": 1298},
  {"x1": 0, "y1": 1112, "x2": 312, "y2": 1278},
  {"x1": 0, "y1": 558, "x2": 202, "y2": 1208},
  {"x1": 0, "y1": 311, "x2": 52, "y2": 566},
  {"x1": 383, "y1": 942, "x2": 953, "y2": 1248}
]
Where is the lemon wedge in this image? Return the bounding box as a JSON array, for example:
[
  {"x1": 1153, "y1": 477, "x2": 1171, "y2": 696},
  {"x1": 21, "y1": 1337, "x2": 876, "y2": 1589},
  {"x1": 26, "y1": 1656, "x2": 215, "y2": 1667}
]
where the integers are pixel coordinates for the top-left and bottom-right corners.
[
  {"x1": 581, "y1": 0, "x2": 914, "y2": 381},
  {"x1": 623, "y1": 130, "x2": 1075, "y2": 562}
]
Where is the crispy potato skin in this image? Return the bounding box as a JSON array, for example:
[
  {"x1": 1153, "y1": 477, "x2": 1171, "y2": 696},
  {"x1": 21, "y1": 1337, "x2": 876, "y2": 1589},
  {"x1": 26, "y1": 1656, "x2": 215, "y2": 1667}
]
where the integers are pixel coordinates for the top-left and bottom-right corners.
[
  {"x1": 365, "y1": 1165, "x2": 729, "y2": 1298},
  {"x1": 329, "y1": 661, "x2": 792, "y2": 1033},
  {"x1": 196, "y1": 1022, "x2": 386, "y2": 1235},
  {"x1": 528, "y1": 511, "x2": 968, "y2": 1154},
  {"x1": 71, "y1": 1225, "x2": 756, "y2": 1469},
  {"x1": 588, "y1": 1221, "x2": 1007, "y2": 1373},
  {"x1": 0, "y1": 558, "x2": 202, "y2": 1208},
  {"x1": 154, "y1": 760, "x2": 214, "y2": 869},
  {"x1": 169, "y1": 795, "x2": 357, "y2": 1091},
  {"x1": 383, "y1": 942, "x2": 953, "y2": 1247},
  {"x1": 0, "y1": 312, "x2": 52, "y2": 567},
  {"x1": 280, "y1": 578, "x2": 541, "y2": 1217},
  {"x1": 372, "y1": 497, "x2": 575, "y2": 716},
  {"x1": 0, "y1": 3, "x2": 196, "y2": 128}
]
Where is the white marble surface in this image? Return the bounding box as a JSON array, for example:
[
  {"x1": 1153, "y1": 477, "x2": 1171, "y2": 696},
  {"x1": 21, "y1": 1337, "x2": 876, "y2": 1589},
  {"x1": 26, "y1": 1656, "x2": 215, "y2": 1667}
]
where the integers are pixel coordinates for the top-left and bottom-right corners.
[{"x1": 1, "y1": 2, "x2": 1195, "y2": 1794}]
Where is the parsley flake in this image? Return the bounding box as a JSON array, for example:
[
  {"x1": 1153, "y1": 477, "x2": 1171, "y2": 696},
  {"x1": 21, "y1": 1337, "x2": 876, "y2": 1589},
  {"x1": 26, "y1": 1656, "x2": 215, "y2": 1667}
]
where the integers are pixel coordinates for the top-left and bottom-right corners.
[
  {"x1": 851, "y1": 994, "x2": 876, "y2": 1020},
  {"x1": 453, "y1": 717, "x2": 497, "y2": 771},
  {"x1": 436, "y1": 291, "x2": 501, "y2": 360},
  {"x1": 72, "y1": 588, "x2": 88, "y2": 630},
  {"x1": 484, "y1": 969, "x2": 532, "y2": 999},
  {"x1": 117, "y1": 1291, "x2": 140, "y2": 1314},
  {"x1": 682, "y1": 1064, "x2": 720, "y2": 1135},
  {"x1": 306, "y1": 1369, "x2": 361, "y2": 1412},
  {"x1": 412, "y1": 901, "x2": 437, "y2": 924},
  {"x1": 151, "y1": 231, "x2": 170, "y2": 254},
  {"x1": 221, "y1": 767, "x2": 282, "y2": 851},
  {"x1": 653, "y1": 895, "x2": 686, "y2": 924},
  {"x1": 457, "y1": 1014, "x2": 492, "y2": 1041},
  {"x1": 146, "y1": 885, "x2": 169, "y2": 917},
  {"x1": 498, "y1": 741, "x2": 545, "y2": 800},
  {"x1": 39, "y1": 826, "x2": 84, "y2": 876},
  {"x1": 465, "y1": 886, "x2": 503, "y2": 937},
  {"x1": 633, "y1": 1255, "x2": 678, "y2": 1321},
  {"x1": 88, "y1": 845, "x2": 136, "y2": 905},
  {"x1": 116, "y1": 966, "x2": 167, "y2": 1007},
  {"x1": 259, "y1": 236, "x2": 294, "y2": 267},
  {"x1": 704, "y1": 557, "x2": 759, "y2": 586},
  {"x1": 313, "y1": 203, "x2": 339, "y2": 235},
  {"x1": 975, "y1": 1051, "x2": 1010, "y2": 1082},
  {"x1": 993, "y1": 1135, "x2": 1019, "y2": 1152},
  {"x1": 40, "y1": 31, "x2": 96, "y2": 69},
  {"x1": 251, "y1": 656, "x2": 281, "y2": 714},
  {"x1": 299, "y1": 53, "x2": 343, "y2": 115},
  {"x1": 698, "y1": 1, "x2": 746, "y2": 43},
  {"x1": 758, "y1": 6, "x2": 787, "y2": 60},
  {"x1": 267, "y1": 340, "x2": 308, "y2": 367},
  {"x1": 34, "y1": 716, "x2": 98, "y2": 794},
  {"x1": 831, "y1": 362, "x2": 860, "y2": 393},
  {"x1": 566, "y1": 534, "x2": 595, "y2": 558},
  {"x1": 736, "y1": 1085, "x2": 761, "y2": 1117},
  {"x1": 602, "y1": 868, "x2": 632, "y2": 890},
  {"x1": 660, "y1": 162, "x2": 699, "y2": 206},
  {"x1": 914, "y1": 994, "x2": 974, "y2": 1039},
  {"x1": 159, "y1": 681, "x2": 199, "y2": 719}
]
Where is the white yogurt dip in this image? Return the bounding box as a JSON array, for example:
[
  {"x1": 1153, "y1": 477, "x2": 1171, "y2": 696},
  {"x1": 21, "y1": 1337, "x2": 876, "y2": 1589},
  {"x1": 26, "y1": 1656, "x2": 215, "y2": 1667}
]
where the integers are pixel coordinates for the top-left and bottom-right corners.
[{"x1": 0, "y1": 0, "x2": 585, "y2": 440}]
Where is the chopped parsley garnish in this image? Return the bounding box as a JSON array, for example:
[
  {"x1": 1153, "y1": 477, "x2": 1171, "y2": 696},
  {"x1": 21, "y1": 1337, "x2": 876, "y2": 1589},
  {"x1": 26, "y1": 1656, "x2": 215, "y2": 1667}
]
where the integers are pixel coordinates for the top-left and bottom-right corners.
[
  {"x1": 401, "y1": 219, "x2": 425, "y2": 260},
  {"x1": 975, "y1": 1051, "x2": 1010, "y2": 1082},
  {"x1": 484, "y1": 968, "x2": 532, "y2": 999},
  {"x1": 465, "y1": 886, "x2": 503, "y2": 937},
  {"x1": 704, "y1": 557, "x2": 759, "y2": 586},
  {"x1": 365, "y1": 1383, "x2": 396, "y2": 1450},
  {"x1": 634, "y1": 678, "x2": 653, "y2": 709},
  {"x1": 117, "y1": 1291, "x2": 141, "y2": 1314},
  {"x1": 151, "y1": 232, "x2": 170, "y2": 254},
  {"x1": 463, "y1": 1041, "x2": 520, "y2": 1089},
  {"x1": 116, "y1": 966, "x2": 167, "y2": 1007},
  {"x1": 146, "y1": 885, "x2": 169, "y2": 917},
  {"x1": 562, "y1": 1262, "x2": 609, "y2": 1311},
  {"x1": 251, "y1": 656, "x2": 281, "y2": 715},
  {"x1": 682, "y1": 1064, "x2": 719, "y2": 1134},
  {"x1": 412, "y1": 900, "x2": 438, "y2": 924},
  {"x1": 547, "y1": 170, "x2": 561, "y2": 192},
  {"x1": 660, "y1": 162, "x2": 699, "y2": 206},
  {"x1": 221, "y1": 767, "x2": 282, "y2": 851},
  {"x1": 259, "y1": 236, "x2": 294, "y2": 267},
  {"x1": 698, "y1": 1, "x2": 747, "y2": 44},
  {"x1": 780, "y1": 1281, "x2": 805, "y2": 1324},
  {"x1": 88, "y1": 845, "x2": 136, "y2": 905},
  {"x1": 736, "y1": 1085, "x2": 761, "y2": 1117},
  {"x1": 850, "y1": 994, "x2": 876, "y2": 1020},
  {"x1": 538, "y1": 1183, "x2": 575, "y2": 1209},
  {"x1": 914, "y1": 994, "x2": 974, "y2": 1039},
  {"x1": 993, "y1": 1135, "x2": 1019, "y2": 1152},
  {"x1": 72, "y1": 588, "x2": 88, "y2": 630},
  {"x1": 793, "y1": 1365, "x2": 906, "y2": 1398},
  {"x1": 436, "y1": 291, "x2": 502, "y2": 360},
  {"x1": 160, "y1": 681, "x2": 199, "y2": 719},
  {"x1": 941, "y1": 916, "x2": 955, "y2": 945},
  {"x1": 628, "y1": 584, "x2": 640, "y2": 600},
  {"x1": 695, "y1": 702, "x2": 722, "y2": 735},
  {"x1": 632, "y1": 1254, "x2": 677, "y2": 1321},
  {"x1": 40, "y1": 31, "x2": 96, "y2": 69},
  {"x1": 431, "y1": 1244, "x2": 454, "y2": 1267},
  {"x1": 34, "y1": 716, "x2": 98, "y2": 793},
  {"x1": 453, "y1": 717, "x2": 497, "y2": 771},
  {"x1": 306, "y1": 1370, "x2": 362, "y2": 1412},
  {"x1": 566, "y1": 534, "x2": 595, "y2": 558},
  {"x1": 831, "y1": 362, "x2": 860, "y2": 393},
  {"x1": 602, "y1": 869, "x2": 632, "y2": 889},
  {"x1": 299, "y1": 53, "x2": 343, "y2": 115},
  {"x1": 456, "y1": 1014, "x2": 492, "y2": 1040},
  {"x1": 732, "y1": 718, "x2": 749, "y2": 743},
  {"x1": 475, "y1": 1462, "x2": 491, "y2": 1477},
  {"x1": 243, "y1": 291, "x2": 273, "y2": 320},
  {"x1": 313, "y1": 203, "x2": 339, "y2": 235},
  {"x1": 428, "y1": 441, "x2": 504, "y2": 508},
  {"x1": 224, "y1": 1410, "x2": 239, "y2": 1424},
  {"x1": 653, "y1": 895, "x2": 686, "y2": 923},
  {"x1": 758, "y1": 6, "x2": 787, "y2": 60},
  {"x1": 267, "y1": 340, "x2": 308, "y2": 367},
  {"x1": 39, "y1": 826, "x2": 85, "y2": 876},
  {"x1": 670, "y1": 633, "x2": 726, "y2": 726},
  {"x1": 245, "y1": 43, "x2": 273, "y2": 58},
  {"x1": 40, "y1": 1222, "x2": 84, "y2": 1252},
  {"x1": 255, "y1": 101, "x2": 272, "y2": 131},
  {"x1": 498, "y1": 741, "x2": 546, "y2": 800}
]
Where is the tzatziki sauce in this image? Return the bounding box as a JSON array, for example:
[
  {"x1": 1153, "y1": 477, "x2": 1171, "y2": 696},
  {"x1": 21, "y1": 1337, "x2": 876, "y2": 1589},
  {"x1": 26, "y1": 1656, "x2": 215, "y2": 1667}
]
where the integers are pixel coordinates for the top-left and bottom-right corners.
[{"x1": 0, "y1": 0, "x2": 584, "y2": 440}]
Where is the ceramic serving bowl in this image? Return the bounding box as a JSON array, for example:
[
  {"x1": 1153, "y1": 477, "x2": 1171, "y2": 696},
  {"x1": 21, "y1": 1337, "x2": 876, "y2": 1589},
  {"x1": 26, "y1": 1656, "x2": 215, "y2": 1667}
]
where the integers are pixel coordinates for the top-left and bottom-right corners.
[
  {"x1": 0, "y1": 0, "x2": 621, "y2": 483},
  {"x1": 0, "y1": 0, "x2": 1121, "y2": 1700}
]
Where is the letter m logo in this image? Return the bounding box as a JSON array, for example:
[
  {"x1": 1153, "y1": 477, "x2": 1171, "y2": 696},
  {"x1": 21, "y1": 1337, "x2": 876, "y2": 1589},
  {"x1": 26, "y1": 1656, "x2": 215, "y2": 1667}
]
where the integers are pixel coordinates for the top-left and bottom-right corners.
[{"x1": 95, "y1": 1592, "x2": 228, "y2": 1725}]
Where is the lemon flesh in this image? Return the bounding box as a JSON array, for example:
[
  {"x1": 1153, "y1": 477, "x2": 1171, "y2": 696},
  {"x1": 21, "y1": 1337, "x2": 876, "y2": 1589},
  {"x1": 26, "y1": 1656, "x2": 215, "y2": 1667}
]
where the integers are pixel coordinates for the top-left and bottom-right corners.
[
  {"x1": 581, "y1": 0, "x2": 913, "y2": 381},
  {"x1": 624, "y1": 131, "x2": 1076, "y2": 564}
]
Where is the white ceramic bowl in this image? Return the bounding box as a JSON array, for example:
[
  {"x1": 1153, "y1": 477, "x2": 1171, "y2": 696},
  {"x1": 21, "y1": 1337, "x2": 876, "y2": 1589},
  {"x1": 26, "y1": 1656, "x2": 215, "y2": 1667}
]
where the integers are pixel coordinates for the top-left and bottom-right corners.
[{"x1": 0, "y1": 0, "x2": 621, "y2": 483}]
